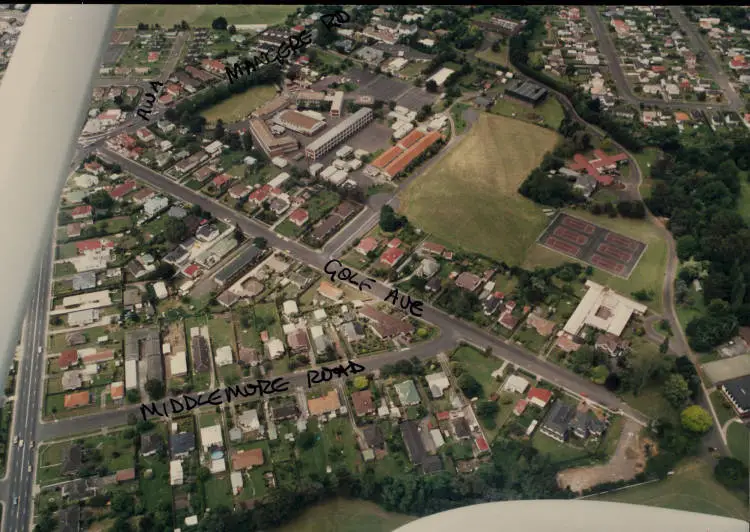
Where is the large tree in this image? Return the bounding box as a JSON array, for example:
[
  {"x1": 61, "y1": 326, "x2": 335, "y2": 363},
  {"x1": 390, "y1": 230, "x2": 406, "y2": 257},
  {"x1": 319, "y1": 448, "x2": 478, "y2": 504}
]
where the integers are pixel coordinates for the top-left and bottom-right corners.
[
  {"x1": 662, "y1": 373, "x2": 690, "y2": 408},
  {"x1": 211, "y1": 16, "x2": 228, "y2": 30},
  {"x1": 164, "y1": 217, "x2": 188, "y2": 244},
  {"x1": 714, "y1": 457, "x2": 749, "y2": 491},
  {"x1": 680, "y1": 405, "x2": 713, "y2": 434}
]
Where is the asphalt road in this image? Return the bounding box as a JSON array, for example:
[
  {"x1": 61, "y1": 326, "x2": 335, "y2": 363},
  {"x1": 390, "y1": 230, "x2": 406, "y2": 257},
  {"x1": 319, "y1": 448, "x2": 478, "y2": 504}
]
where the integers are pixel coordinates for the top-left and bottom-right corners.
[
  {"x1": 98, "y1": 147, "x2": 647, "y2": 425},
  {"x1": 584, "y1": 6, "x2": 737, "y2": 112},
  {"x1": 0, "y1": 243, "x2": 53, "y2": 532}
]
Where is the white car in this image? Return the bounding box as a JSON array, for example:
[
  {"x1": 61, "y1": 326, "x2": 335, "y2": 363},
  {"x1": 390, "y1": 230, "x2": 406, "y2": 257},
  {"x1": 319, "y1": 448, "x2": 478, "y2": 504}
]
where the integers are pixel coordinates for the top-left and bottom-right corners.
[
  {"x1": 29, "y1": 441, "x2": 34, "y2": 449},
  {"x1": 37, "y1": 346, "x2": 42, "y2": 354},
  {"x1": 13, "y1": 435, "x2": 18, "y2": 445},
  {"x1": 18, "y1": 440, "x2": 24, "y2": 448},
  {"x1": 27, "y1": 465, "x2": 32, "y2": 473}
]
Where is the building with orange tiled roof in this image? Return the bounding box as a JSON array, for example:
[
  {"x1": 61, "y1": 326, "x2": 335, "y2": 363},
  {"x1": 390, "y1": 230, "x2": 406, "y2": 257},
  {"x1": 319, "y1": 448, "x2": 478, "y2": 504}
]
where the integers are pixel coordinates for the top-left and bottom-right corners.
[
  {"x1": 64, "y1": 391, "x2": 91, "y2": 409},
  {"x1": 307, "y1": 390, "x2": 341, "y2": 416},
  {"x1": 231, "y1": 448, "x2": 264, "y2": 470},
  {"x1": 383, "y1": 131, "x2": 443, "y2": 179}
]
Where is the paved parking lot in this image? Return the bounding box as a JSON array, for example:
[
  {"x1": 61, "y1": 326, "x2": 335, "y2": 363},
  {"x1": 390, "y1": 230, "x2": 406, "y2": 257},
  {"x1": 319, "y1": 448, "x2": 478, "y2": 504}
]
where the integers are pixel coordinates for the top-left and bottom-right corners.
[{"x1": 396, "y1": 87, "x2": 439, "y2": 111}]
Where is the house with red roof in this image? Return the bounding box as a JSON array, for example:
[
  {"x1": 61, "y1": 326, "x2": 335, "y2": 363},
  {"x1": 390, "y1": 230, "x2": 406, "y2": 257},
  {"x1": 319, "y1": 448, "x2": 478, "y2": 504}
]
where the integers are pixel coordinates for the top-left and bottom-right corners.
[
  {"x1": 71, "y1": 205, "x2": 93, "y2": 220},
  {"x1": 289, "y1": 208, "x2": 309, "y2": 227},
  {"x1": 110, "y1": 180, "x2": 137, "y2": 200},
  {"x1": 356, "y1": 237, "x2": 379, "y2": 255},
  {"x1": 84, "y1": 162, "x2": 103, "y2": 175},
  {"x1": 474, "y1": 436, "x2": 489, "y2": 453},
  {"x1": 136, "y1": 128, "x2": 154, "y2": 143},
  {"x1": 58, "y1": 349, "x2": 79, "y2": 370},
  {"x1": 513, "y1": 399, "x2": 528, "y2": 416},
  {"x1": 730, "y1": 56, "x2": 749, "y2": 70},
  {"x1": 211, "y1": 173, "x2": 233, "y2": 188},
  {"x1": 202, "y1": 58, "x2": 225, "y2": 73},
  {"x1": 527, "y1": 387, "x2": 552, "y2": 408},
  {"x1": 380, "y1": 247, "x2": 405, "y2": 268},
  {"x1": 436, "y1": 411, "x2": 451, "y2": 421},
  {"x1": 159, "y1": 94, "x2": 173, "y2": 105},
  {"x1": 76, "y1": 239, "x2": 114, "y2": 254},
  {"x1": 183, "y1": 264, "x2": 201, "y2": 279},
  {"x1": 248, "y1": 184, "x2": 271, "y2": 206},
  {"x1": 82, "y1": 350, "x2": 114, "y2": 365},
  {"x1": 110, "y1": 381, "x2": 125, "y2": 401},
  {"x1": 387, "y1": 238, "x2": 401, "y2": 248},
  {"x1": 419, "y1": 241, "x2": 445, "y2": 256},
  {"x1": 147, "y1": 51, "x2": 160, "y2": 63},
  {"x1": 651, "y1": 65, "x2": 666, "y2": 74},
  {"x1": 166, "y1": 83, "x2": 182, "y2": 97},
  {"x1": 64, "y1": 391, "x2": 91, "y2": 409}
]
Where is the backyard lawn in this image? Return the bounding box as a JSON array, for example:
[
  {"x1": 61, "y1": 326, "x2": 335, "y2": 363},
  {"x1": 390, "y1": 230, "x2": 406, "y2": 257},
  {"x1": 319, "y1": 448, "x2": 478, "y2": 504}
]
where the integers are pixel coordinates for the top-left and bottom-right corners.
[
  {"x1": 200, "y1": 85, "x2": 277, "y2": 124},
  {"x1": 400, "y1": 113, "x2": 558, "y2": 266},
  {"x1": 531, "y1": 431, "x2": 590, "y2": 464},
  {"x1": 450, "y1": 345, "x2": 503, "y2": 396},
  {"x1": 595, "y1": 458, "x2": 749, "y2": 521},
  {"x1": 726, "y1": 422, "x2": 749, "y2": 466},
  {"x1": 116, "y1": 5, "x2": 298, "y2": 27}
]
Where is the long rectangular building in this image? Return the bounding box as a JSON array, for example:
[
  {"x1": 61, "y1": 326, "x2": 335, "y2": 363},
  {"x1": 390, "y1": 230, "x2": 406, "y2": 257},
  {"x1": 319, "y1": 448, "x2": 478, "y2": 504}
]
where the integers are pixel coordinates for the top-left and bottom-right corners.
[
  {"x1": 249, "y1": 118, "x2": 298, "y2": 158},
  {"x1": 305, "y1": 107, "x2": 373, "y2": 160},
  {"x1": 214, "y1": 245, "x2": 262, "y2": 287},
  {"x1": 251, "y1": 95, "x2": 291, "y2": 119},
  {"x1": 330, "y1": 91, "x2": 344, "y2": 117}
]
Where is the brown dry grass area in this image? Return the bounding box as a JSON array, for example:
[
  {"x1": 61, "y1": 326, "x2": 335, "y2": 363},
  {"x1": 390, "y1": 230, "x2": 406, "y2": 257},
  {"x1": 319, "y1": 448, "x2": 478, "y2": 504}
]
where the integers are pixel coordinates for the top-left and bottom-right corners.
[{"x1": 399, "y1": 113, "x2": 559, "y2": 265}]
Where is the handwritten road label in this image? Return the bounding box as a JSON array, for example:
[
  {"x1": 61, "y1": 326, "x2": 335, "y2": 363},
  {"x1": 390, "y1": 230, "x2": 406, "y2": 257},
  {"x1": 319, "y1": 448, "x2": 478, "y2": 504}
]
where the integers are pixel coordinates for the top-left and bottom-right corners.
[
  {"x1": 140, "y1": 360, "x2": 366, "y2": 420},
  {"x1": 136, "y1": 81, "x2": 164, "y2": 121},
  {"x1": 323, "y1": 259, "x2": 424, "y2": 317}
]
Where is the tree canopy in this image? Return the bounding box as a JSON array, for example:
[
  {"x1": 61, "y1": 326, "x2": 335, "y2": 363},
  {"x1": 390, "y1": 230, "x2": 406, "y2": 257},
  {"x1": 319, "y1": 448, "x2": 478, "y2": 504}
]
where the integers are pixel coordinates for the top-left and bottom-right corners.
[{"x1": 680, "y1": 405, "x2": 713, "y2": 434}]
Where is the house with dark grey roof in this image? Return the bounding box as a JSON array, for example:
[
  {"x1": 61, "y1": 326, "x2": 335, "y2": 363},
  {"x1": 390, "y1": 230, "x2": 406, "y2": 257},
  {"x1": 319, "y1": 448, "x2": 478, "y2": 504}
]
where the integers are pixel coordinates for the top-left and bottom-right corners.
[
  {"x1": 140, "y1": 432, "x2": 163, "y2": 457},
  {"x1": 62, "y1": 444, "x2": 83, "y2": 475},
  {"x1": 273, "y1": 403, "x2": 298, "y2": 421},
  {"x1": 422, "y1": 454, "x2": 444, "y2": 474},
  {"x1": 540, "y1": 402, "x2": 576, "y2": 442},
  {"x1": 170, "y1": 432, "x2": 196, "y2": 458},
  {"x1": 505, "y1": 79, "x2": 548, "y2": 107},
  {"x1": 452, "y1": 417, "x2": 471, "y2": 440},
  {"x1": 362, "y1": 424, "x2": 385, "y2": 450},
  {"x1": 214, "y1": 245, "x2": 262, "y2": 287},
  {"x1": 400, "y1": 420, "x2": 427, "y2": 465},
  {"x1": 571, "y1": 410, "x2": 607, "y2": 439},
  {"x1": 721, "y1": 374, "x2": 750, "y2": 418}
]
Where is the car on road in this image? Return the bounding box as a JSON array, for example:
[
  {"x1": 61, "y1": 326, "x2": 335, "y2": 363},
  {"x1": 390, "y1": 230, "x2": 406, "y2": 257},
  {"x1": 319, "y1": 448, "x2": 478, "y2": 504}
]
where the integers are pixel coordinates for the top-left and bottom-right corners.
[
  {"x1": 13, "y1": 435, "x2": 18, "y2": 445},
  {"x1": 37, "y1": 346, "x2": 42, "y2": 354},
  {"x1": 13, "y1": 497, "x2": 18, "y2": 506},
  {"x1": 30, "y1": 441, "x2": 34, "y2": 449},
  {"x1": 18, "y1": 439, "x2": 24, "y2": 448},
  {"x1": 27, "y1": 465, "x2": 32, "y2": 473}
]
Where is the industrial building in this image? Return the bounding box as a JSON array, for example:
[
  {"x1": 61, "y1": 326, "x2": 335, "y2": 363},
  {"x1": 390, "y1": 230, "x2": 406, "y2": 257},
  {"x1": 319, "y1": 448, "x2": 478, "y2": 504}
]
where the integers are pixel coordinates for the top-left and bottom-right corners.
[
  {"x1": 504, "y1": 79, "x2": 548, "y2": 107},
  {"x1": 305, "y1": 107, "x2": 373, "y2": 160}
]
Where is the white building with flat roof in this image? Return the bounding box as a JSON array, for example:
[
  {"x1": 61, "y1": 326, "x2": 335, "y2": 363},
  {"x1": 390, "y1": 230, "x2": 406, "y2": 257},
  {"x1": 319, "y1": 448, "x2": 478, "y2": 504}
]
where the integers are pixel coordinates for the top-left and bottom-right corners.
[
  {"x1": 215, "y1": 345, "x2": 233, "y2": 367},
  {"x1": 201, "y1": 424, "x2": 224, "y2": 452},
  {"x1": 563, "y1": 280, "x2": 647, "y2": 337},
  {"x1": 170, "y1": 351, "x2": 188, "y2": 376},
  {"x1": 427, "y1": 67, "x2": 455, "y2": 87},
  {"x1": 305, "y1": 107, "x2": 373, "y2": 160},
  {"x1": 125, "y1": 359, "x2": 138, "y2": 390},
  {"x1": 170, "y1": 460, "x2": 184, "y2": 485}
]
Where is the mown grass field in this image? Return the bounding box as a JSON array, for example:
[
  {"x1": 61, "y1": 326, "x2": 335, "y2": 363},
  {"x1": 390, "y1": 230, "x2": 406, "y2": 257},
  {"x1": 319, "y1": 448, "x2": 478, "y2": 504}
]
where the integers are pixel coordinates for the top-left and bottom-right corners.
[
  {"x1": 200, "y1": 85, "x2": 278, "y2": 124},
  {"x1": 400, "y1": 113, "x2": 559, "y2": 266},
  {"x1": 523, "y1": 208, "x2": 668, "y2": 313},
  {"x1": 116, "y1": 5, "x2": 299, "y2": 27},
  {"x1": 476, "y1": 46, "x2": 509, "y2": 67},
  {"x1": 594, "y1": 459, "x2": 749, "y2": 521},
  {"x1": 491, "y1": 95, "x2": 565, "y2": 131},
  {"x1": 726, "y1": 422, "x2": 749, "y2": 466}
]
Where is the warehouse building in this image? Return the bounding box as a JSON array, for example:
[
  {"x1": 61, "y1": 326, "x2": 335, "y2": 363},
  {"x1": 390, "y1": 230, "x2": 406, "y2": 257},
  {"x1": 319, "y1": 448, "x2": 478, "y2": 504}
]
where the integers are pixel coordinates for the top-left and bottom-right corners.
[
  {"x1": 504, "y1": 79, "x2": 548, "y2": 107},
  {"x1": 273, "y1": 109, "x2": 326, "y2": 136},
  {"x1": 305, "y1": 107, "x2": 373, "y2": 160},
  {"x1": 249, "y1": 118, "x2": 298, "y2": 157}
]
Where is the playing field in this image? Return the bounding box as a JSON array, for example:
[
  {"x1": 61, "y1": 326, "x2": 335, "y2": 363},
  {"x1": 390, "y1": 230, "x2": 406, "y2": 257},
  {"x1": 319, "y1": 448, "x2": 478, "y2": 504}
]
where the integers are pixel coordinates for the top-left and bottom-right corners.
[
  {"x1": 594, "y1": 459, "x2": 749, "y2": 521},
  {"x1": 199, "y1": 85, "x2": 277, "y2": 124},
  {"x1": 399, "y1": 113, "x2": 559, "y2": 265},
  {"x1": 524, "y1": 209, "x2": 667, "y2": 313},
  {"x1": 115, "y1": 5, "x2": 299, "y2": 27}
]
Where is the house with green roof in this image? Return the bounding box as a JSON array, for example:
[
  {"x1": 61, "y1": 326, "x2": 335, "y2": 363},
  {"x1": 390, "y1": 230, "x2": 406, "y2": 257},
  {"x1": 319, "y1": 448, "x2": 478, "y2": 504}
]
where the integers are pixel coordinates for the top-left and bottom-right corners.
[{"x1": 394, "y1": 380, "x2": 421, "y2": 406}]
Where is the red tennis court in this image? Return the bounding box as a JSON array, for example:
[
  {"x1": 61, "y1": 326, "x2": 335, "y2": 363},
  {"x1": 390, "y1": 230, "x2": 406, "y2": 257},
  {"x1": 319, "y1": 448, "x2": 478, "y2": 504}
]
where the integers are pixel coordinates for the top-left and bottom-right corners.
[
  {"x1": 597, "y1": 243, "x2": 633, "y2": 263},
  {"x1": 545, "y1": 236, "x2": 581, "y2": 257},
  {"x1": 604, "y1": 232, "x2": 639, "y2": 251},
  {"x1": 562, "y1": 216, "x2": 595, "y2": 234},
  {"x1": 553, "y1": 226, "x2": 589, "y2": 245},
  {"x1": 591, "y1": 254, "x2": 626, "y2": 275}
]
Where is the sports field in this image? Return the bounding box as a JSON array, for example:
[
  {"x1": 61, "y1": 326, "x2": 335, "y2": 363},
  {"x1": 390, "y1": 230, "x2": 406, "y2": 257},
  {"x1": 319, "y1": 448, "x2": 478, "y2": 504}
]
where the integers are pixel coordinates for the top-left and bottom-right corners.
[
  {"x1": 200, "y1": 85, "x2": 277, "y2": 124},
  {"x1": 399, "y1": 113, "x2": 559, "y2": 265},
  {"x1": 115, "y1": 5, "x2": 299, "y2": 27},
  {"x1": 523, "y1": 209, "x2": 667, "y2": 313},
  {"x1": 594, "y1": 459, "x2": 749, "y2": 521}
]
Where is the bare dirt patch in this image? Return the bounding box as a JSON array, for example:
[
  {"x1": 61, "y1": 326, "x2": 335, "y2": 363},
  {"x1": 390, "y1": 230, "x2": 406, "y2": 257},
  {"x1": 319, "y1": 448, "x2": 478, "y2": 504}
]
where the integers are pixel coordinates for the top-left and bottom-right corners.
[{"x1": 557, "y1": 419, "x2": 651, "y2": 493}]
